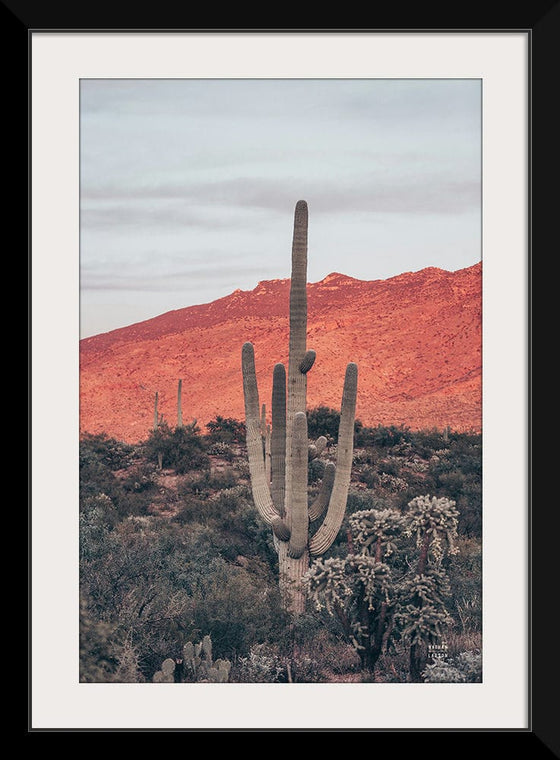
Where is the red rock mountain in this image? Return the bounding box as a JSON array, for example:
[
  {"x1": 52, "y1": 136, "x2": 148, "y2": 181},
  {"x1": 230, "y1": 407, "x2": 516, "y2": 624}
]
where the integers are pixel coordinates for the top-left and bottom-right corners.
[{"x1": 80, "y1": 263, "x2": 482, "y2": 443}]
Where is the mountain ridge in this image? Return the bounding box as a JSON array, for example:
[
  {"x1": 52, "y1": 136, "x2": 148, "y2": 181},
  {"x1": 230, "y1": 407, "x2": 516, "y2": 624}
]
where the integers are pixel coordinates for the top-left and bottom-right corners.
[{"x1": 80, "y1": 262, "x2": 482, "y2": 442}]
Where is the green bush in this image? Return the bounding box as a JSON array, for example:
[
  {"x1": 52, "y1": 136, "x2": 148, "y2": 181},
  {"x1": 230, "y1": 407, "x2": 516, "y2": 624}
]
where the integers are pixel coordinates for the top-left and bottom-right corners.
[
  {"x1": 357, "y1": 424, "x2": 412, "y2": 448},
  {"x1": 79, "y1": 446, "x2": 122, "y2": 501},
  {"x1": 79, "y1": 594, "x2": 119, "y2": 682},
  {"x1": 142, "y1": 422, "x2": 210, "y2": 474},
  {"x1": 308, "y1": 457, "x2": 326, "y2": 483},
  {"x1": 307, "y1": 406, "x2": 341, "y2": 442},
  {"x1": 80, "y1": 432, "x2": 137, "y2": 471},
  {"x1": 185, "y1": 557, "x2": 289, "y2": 659},
  {"x1": 446, "y1": 537, "x2": 482, "y2": 632},
  {"x1": 205, "y1": 416, "x2": 246, "y2": 444},
  {"x1": 355, "y1": 465, "x2": 375, "y2": 488},
  {"x1": 207, "y1": 441, "x2": 236, "y2": 461},
  {"x1": 120, "y1": 461, "x2": 159, "y2": 493},
  {"x1": 172, "y1": 495, "x2": 208, "y2": 524},
  {"x1": 205, "y1": 468, "x2": 240, "y2": 491}
]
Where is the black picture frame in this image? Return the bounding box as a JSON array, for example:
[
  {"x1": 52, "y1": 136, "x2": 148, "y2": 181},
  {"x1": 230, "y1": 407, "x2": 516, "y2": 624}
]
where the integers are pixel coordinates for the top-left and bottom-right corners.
[{"x1": 22, "y1": 12, "x2": 552, "y2": 748}]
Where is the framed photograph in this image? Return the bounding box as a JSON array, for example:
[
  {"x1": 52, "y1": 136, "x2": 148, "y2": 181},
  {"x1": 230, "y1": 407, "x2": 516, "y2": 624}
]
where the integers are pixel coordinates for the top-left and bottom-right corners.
[{"x1": 30, "y1": 28, "x2": 535, "y2": 735}]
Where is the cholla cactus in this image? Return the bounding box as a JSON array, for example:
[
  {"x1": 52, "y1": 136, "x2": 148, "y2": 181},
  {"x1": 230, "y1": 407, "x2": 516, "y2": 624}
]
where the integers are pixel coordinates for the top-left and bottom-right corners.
[
  {"x1": 242, "y1": 201, "x2": 358, "y2": 614},
  {"x1": 349, "y1": 508, "x2": 406, "y2": 561},
  {"x1": 306, "y1": 498, "x2": 460, "y2": 679},
  {"x1": 404, "y1": 495, "x2": 459, "y2": 564},
  {"x1": 401, "y1": 495, "x2": 459, "y2": 681},
  {"x1": 305, "y1": 507, "x2": 404, "y2": 671}
]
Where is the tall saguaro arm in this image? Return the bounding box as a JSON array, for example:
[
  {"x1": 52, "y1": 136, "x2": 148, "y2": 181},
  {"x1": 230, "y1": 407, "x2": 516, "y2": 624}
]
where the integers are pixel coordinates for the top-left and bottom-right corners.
[
  {"x1": 309, "y1": 362, "x2": 358, "y2": 556},
  {"x1": 242, "y1": 341, "x2": 290, "y2": 540}
]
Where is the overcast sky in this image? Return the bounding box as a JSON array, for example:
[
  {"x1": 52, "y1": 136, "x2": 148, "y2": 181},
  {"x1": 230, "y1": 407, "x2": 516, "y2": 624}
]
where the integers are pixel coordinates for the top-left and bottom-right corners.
[{"x1": 80, "y1": 78, "x2": 481, "y2": 338}]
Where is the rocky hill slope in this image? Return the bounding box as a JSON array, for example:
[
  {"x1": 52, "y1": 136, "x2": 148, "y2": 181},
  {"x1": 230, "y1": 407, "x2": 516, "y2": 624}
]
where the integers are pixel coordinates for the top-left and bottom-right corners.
[{"x1": 80, "y1": 262, "x2": 482, "y2": 443}]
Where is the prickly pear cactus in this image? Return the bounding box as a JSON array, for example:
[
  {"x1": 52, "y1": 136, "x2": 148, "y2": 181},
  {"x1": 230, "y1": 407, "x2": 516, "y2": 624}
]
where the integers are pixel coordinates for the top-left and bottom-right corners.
[
  {"x1": 152, "y1": 657, "x2": 176, "y2": 683},
  {"x1": 153, "y1": 635, "x2": 232, "y2": 684}
]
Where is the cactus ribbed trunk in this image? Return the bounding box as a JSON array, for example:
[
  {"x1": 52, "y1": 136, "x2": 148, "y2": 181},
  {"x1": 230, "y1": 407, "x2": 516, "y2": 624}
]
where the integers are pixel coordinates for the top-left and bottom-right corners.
[
  {"x1": 271, "y1": 363, "x2": 286, "y2": 515},
  {"x1": 278, "y1": 542, "x2": 309, "y2": 615},
  {"x1": 285, "y1": 200, "x2": 310, "y2": 561},
  {"x1": 241, "y1": 200, "x2": 358, "y2": 615}
]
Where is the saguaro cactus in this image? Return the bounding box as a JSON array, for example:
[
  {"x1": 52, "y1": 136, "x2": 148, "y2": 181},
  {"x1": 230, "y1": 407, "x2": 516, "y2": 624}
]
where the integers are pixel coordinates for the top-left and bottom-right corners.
[
  {"x1": 242, "y1": 200, "x2": 358, "y2": 613},
  {"x1": 153, "y1": 391, "x2": 159, "y2": 431},
  {"x1": 177, "y1": 379, "x2": 183, "y2": 428}
]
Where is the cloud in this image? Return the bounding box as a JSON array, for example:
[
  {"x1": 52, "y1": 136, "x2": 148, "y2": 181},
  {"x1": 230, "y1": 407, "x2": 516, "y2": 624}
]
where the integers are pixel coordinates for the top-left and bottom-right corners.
[
  {"x1": 81, "y1": 261, "x2": 266, "y2": 293},
  {"x1": 82, "y1": 173, "x2": 479, "y2": 226}
]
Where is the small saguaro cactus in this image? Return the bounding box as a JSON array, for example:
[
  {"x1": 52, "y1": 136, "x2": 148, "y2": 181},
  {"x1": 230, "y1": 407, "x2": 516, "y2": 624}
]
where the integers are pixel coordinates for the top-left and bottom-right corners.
[
  {"x1": 242, "y1": 200, "x2": 358, "y2": 614},
  {"x1": 177, "y1": 379, "x2": 183, "y2": 428},
  {"x1": 153, "y1": 391, "x2": 159, "y2": 432}
]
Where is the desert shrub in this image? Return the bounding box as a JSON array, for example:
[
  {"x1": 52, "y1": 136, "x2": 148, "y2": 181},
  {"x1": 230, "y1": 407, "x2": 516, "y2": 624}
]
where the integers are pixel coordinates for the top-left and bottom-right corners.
[
  {"x1": 207, "y1": 441, "x2": 236, "y2": 461},
  {"x1": 112, "y1": 462, "x2": 161, "y2": 518},
  {"x1": 352, "y1": 448, "x2": 374, "y2": 466},
  {"x1": 233, "y1": 458, "x2": 250, "y2": 478},
  {"x1": 177, "y1": 468, "x2": 240, "y2": 498},
  {"x1": 184, "y1": 556, "x2": 289, "y2": 659},
  {"x1": 453, "y1": 650, "x2": 483, "y2": 681},
  {"x1": 142, "y1": 422, "x2": 210, "y2": 473},
  {"x1": 176, "y1": 486, "x2": 248, "y2": 526},
  {"x1": 80, "y1": 437, "x2": 159, "y2": 519},
  {"x1": 377, "y1": 457, "x2": 401, "y2": 477},
  {"x1": 357, "y1": 465, "x2": 377, "y2": 488},
  {"x1": 446, "y1": 537, "x2": 482, "y2": 632},
  {"x1": 425, "y1": 438, "x2": 481, "y2": 537},
  {"x1": 205, "y1": 416, "x2": 246, "y2": 444},
  {"x1": 79, "y1": 446, "x2": 122, "y2": 501},
  {"x1": 79, "y1": 594, "x2": 119, "y2": 682},
  {"x1": 346, "y1": 488, "x2": 389, "y2": 514},
  {"x1": 220, "y1": 501, "x2": 279, "y2": 569},
  {"x1": 177, "y1": 471, "x2": 210, "y2": 496},
  {"x1": 80, "y1": 494, "x2": 119, "y2": 560},
  {"x1": 80, "y1": 593, "x2": 145, "y2": 683},
  {"x1": 173, "y1": 495, "x2": 208, "y2": 524},
  {"x1": 422, "y1": 650, "x2": 482, "y2": 683},
  {"x1": 307, "y1": 406, "x2": 341, "y2": 442},
  {"x1": 80, "y1": 516, "x2": 197, "y2": 678},
  {"x1": 370, "y1": 424, "x2": 411, "y2": 448},
  {"x1": 120, "y1": 461, "x2": 159, "y2": 492},
  {"x1": 232, "y1": 644, "x2": 284, "y2": 683},
  {"x1": 211, "y1": 484, "x2": 250, "y2": 511},
  {"x1": 204, "y1": 468, "x2": 240, "y2": 491},
  {"x1": 80, "y1": 432, "x2": 137, "y2": 471},
  {"x1": 308, "y1": 457, "x2": 326, "y2": 483},
  {"x1": 409, "y1": 428, "x2": 451, "y2": 457}
]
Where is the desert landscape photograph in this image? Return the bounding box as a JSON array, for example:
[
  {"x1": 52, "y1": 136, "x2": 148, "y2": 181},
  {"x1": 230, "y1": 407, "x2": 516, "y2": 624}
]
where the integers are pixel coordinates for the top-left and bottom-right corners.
[{"x1": 78, "y1": 77, "x2": 482, "y2": 686}]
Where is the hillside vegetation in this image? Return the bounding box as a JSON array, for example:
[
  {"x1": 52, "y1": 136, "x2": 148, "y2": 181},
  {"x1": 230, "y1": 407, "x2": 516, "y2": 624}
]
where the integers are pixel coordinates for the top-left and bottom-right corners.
[{"x1": 80, "y1": 413, "x2": 482, "y2": 684}]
